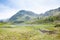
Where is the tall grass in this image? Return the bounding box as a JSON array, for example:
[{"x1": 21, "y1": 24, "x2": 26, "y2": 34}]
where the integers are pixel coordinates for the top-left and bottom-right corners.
[{"x1": 0, "y1": 24, "x2": 60, "y2": 40}]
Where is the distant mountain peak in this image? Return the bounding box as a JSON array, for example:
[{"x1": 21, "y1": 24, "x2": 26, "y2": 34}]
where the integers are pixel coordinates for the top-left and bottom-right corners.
[
  {"x1": 9, "y1": 10, "x2": 38, "y2": 23},
  {"x1": 19, "y1": 10, "x2": 27, "y2": 13}
]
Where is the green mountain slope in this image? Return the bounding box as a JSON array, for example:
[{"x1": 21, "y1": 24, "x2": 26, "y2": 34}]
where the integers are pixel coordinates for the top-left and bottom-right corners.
[
  {"x1": 9, "y1": 10, "x2": 38, "y2": 23},
  {"x1": 8, "y1": 7, "x2": 60, "y2": 24},
  {"x1": 30, "y1": 7, "x2": 60, "y2": 24}
]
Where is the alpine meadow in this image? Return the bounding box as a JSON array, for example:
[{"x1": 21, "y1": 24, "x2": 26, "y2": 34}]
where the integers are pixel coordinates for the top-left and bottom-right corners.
[{"x1": 0, "y1": 0, "x2": 60, "y2": 40}]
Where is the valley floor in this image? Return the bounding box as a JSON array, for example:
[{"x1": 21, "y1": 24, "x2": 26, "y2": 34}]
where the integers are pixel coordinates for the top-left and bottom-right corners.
[{"x1": 0, "y1": 24, "x2": 60, "y2": 40}]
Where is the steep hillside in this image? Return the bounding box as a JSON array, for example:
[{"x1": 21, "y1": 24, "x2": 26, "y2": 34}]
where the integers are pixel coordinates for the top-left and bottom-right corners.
[
  {"x1": 30, "y1": 7, "x2": 60, "y2": 24},
  {"x1": 9, "y1": 10, "x2": 38, "y2": 23},
  {"x1": 41, "y1": 7, "x2": 60, "y2": 17}
]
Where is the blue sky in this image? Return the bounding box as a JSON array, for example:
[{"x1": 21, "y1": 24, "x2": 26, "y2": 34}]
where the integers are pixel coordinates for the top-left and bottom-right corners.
[{"x1": 0, "y1": 0, "x2": 60, "y2": 19}]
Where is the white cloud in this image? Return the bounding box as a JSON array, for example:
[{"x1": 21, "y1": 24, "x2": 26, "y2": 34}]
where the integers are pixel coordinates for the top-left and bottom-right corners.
[
  {"x1": 8, "y1": 0, "x2": 60, "y2": 13},
  {"x1": 0, "y1": 0, "x2": 60, "y2": 19},
  {"x1": 0, "y1": 4, "x2": 17, "y2": 19}
]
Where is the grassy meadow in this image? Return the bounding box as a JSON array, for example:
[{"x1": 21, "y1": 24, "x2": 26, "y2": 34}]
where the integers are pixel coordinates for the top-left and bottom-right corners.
[{"x1": 0, "y1": 23, "x2": 60, "y2": 40}]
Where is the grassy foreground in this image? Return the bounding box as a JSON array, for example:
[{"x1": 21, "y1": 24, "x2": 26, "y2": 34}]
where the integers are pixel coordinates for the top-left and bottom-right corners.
[{"x1": 0, "y1": 24, "x2": 60, "y2": 40}]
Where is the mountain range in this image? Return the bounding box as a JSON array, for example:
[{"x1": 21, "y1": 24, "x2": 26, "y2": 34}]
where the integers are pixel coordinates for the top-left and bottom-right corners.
[{"x1": 4, "y1": 7, "x2": 60, "y2": 23}]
